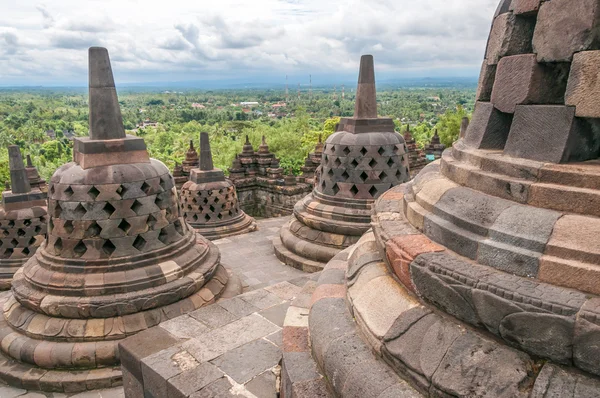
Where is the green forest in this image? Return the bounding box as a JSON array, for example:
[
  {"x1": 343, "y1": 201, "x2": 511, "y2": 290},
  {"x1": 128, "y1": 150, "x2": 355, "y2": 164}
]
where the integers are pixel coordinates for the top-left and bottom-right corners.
[{"x1": 0, "y1": 85, "x2": 475, "y2": 194}]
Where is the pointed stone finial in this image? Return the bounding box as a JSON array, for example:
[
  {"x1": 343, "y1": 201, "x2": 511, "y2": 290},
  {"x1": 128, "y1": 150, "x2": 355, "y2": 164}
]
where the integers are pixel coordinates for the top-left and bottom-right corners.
[
  {"x1": 245, "y1": 135, "x2": 251, "y2": 145},
  {"x1": 189, "y1": 140, "x2": 195, "y2": 151},
  {"x1": 262, "y1": 135, "x2": 267, "y2": 145},
  {"x1": 26, "y1": 154, "x2": 33, "y2": 167},
  {"x1": 460, "y1": 117, "x2": 470, "y2": 139},
  {"x1": 88, "y1": 47, "x2": 126, "y2": 141},
  {"x1": 4, "y1": 181, "x2": 9, "y2": 191},
  {"x1": 8, "y1": 146, "x2": 31, "y2": 194},
  {"x1": 318, "y1": 134, "x2": 322, "y2": 143},
  {"x1": 354, "y1": 55, "x2": 377, "y2": 119},
  {"x1": 199, "y1": 132, "x2": 214, "y2": 171}
]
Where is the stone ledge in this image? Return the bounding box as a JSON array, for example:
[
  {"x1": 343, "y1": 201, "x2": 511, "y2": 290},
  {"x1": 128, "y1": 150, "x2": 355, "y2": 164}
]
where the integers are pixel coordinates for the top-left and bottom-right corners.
[
  {"x1": 338, "y1": 230, "x2": 600, "y2": 397},
  {"x1": 308, "y1": 247, "x2": 422, "y2": 398},
  {"x1": 371, "y1": 188, "x2": 600, "y2": 378}
]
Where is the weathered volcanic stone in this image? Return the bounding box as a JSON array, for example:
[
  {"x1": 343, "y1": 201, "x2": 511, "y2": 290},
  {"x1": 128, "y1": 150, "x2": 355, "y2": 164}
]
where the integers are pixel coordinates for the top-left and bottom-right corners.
[
  {"x1": 504, "y1": 105, "x2": 600, "y2": 163},
  {"x1": 531, "y1": 363, "x2": 600, "y2": 398},
  {"x1": 565, "y1": 50, "x2": 600, "y2": 118},
  {"x1": 464, "y1": 102, "x2": 513, "y2": 149},
  {"x1": 533, "y1": 0, "x2": 600, "y2": 62},
  {"x1": 485, "y1": 12, "x2": 535, "y2": 65},
  {"x1": 490, "y1": 54, "x2": 569, "y2": 114},
  {"x1": 0, "y1": 146, "x2": 48, "y2": 290},
  {"x1": 0, "y1": 47, "x2": 229, "y2": 393},
  {"x1": 475, "y1": 62, "x2": 497, "y2": 101},
  {"x1": 275, "y1": 55, "x2": 410, "y2": 272},
  {"x1": 180, "y1": 133, "x2": 256, "y2": 240},
  {"x1": 88, "y1": 47, "x2": 125, "y2": 140},
  {"x1": 511, "y1": 0, "x2": 541, "y2": 15}
]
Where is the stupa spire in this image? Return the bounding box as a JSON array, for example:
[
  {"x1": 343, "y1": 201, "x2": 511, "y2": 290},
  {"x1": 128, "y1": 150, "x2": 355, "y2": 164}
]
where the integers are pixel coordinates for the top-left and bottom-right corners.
[
  {"x1": 88, "y1": 47, "x2": 126, "y2": 140},
  {"x1": 8, "y1": 146, "x2": 31, "y2": 194},
  {"x1": 199, "y1": 132, "x2": 214, "y2": 171},
  {"x1": 354, "y1": 55, "x2": 377, "y2": 119}
]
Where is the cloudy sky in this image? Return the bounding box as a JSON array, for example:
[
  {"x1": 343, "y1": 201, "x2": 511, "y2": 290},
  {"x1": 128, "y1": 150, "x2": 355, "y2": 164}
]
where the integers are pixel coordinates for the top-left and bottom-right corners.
[{"x1": 0, "y1": 0, "x2": 499, "y2": 86}]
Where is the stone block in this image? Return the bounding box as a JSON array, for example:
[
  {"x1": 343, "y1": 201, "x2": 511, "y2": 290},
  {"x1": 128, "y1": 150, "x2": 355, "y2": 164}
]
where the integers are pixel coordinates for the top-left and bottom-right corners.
[
  {"x1": 490, "y1": 54, "x2": 569, "y2": 114},
  {"x1": 410, "y1": 253, "x2": 481, "y2": 326},
  {"x1": 565, "y1": 50, "x2": 600, "y2": 118},
  {"x1": 245, "y1": 370, "x2": 277, "y2": 398},
  {"x1": 573, "y1": 298, "x2": 600, "y2": 375},
  {"x1": 431, "y1": 333, "x2": 532, "y2": 397},
  {"x1": 499, "y1": 312, "x2": 574, "y2": 363},
  {"x1": 511, "y1": 0, "x2": 541, "y2": 15},
  {"x1": 475, "y1": 62, "x2": 497, "y2": 101},
  {"x1": 531, "y1": 363, "x2": 600, "y2": 398},
  {"x1": 464, "y1": 102, "x2": 513, "y2": 149},
  {"x1": 118, "y1": 326, "x2": 182, "y2": 381},
  {"x1": 210, "y1": 339, "x2": 281, "y2": 384},
  {"x1": 189, "y1": 304, "x2": 238, "y2": 329},
  {"x1": 494, "y1": 0, "x2": 513, "y2": 17},
  {"x1": 486, "y1": 12, "x2": 535, "y2": 65},
  {"x1": 504, "y1": 105, "x2": 600, "y2": 163},
  {"x1": 167, "y1": 362, "x2": 224, "y2": 398},
  {"x1": 533, "y1": 0, "x2": 600, "y2": 62}
]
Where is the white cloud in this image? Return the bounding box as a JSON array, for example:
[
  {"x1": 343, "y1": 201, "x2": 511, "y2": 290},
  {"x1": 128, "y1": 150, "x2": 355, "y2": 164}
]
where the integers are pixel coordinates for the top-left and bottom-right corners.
[{"x1": 0, "y1": 0, "x2": 499, "y2": 85}]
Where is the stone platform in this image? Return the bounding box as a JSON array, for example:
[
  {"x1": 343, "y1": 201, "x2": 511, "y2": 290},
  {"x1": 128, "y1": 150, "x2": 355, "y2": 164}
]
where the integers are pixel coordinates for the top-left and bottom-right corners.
[{"x1": 119, "y1": 217, "x2": 322, "y2": 398}]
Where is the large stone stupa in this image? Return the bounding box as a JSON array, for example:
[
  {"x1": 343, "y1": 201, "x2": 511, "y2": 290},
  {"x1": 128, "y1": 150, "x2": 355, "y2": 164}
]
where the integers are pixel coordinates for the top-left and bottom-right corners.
[
  {"x1": 274, "y1": 55, "x2": 410, "y2": 272},
  {"x1": 0, "y1": 147, "x2": 47, "y2": 290},
  {"x1": 304, "y1": 2, "x2": 600, "y2": 397},
  {"x1": 180, "y1": 132, "x2": 256, "y2": 240},
  {"x1": 0, "y1": 47, "x2": 231, "y2": 393}
]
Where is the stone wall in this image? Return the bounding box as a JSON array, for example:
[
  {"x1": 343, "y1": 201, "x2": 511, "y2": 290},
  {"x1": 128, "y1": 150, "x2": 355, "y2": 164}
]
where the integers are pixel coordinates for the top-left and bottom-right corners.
[{"x1": 235, "y1": 178, "x2": 312, "y2": 218}]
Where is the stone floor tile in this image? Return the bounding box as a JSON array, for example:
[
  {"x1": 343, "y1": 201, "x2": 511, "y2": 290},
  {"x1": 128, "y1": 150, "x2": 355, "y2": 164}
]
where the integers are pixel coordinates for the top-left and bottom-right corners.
[
  {"x1": 167, "y1": 362, "x2": 224, "y2": 397},
  {"x1": 265, "y1": 330, "x2": 283, "y2": 348},
  {"x1": 0, "y1": 386, "x2": 27, "y2": 397},
  {"x1": 284, "y1": 306, "x2": 310, "y2": 328},
  {"x1": 245, "y1": 370, "x2": 277, "y2": 398},
  {"x1": 159, "y1": 314, "x2": 209, "y2": 339},
  {"x1": 259, "y1": 302, "x2": 291, "y2": 327},
  {"x1": 239, "y1": 289, "x2": 285, "y2": 310},
  {"x1": 210, "y1": 339, "x2": 282, "y2": 384},
  {"x1": 189, "y1": 305, "x2": 239, "y2": 330},
  {"x1": 189, "y1": 377, "x2": 243, "y2": 398},
  {"x1": 182, "y1": 314, "x2": 280, "y2": 362},
  {"x1": 218, "y1": 297, "x2": 260, "y2": 318},
  {"x1": 265, "y1": 281, "x2": 302, "y2": 300}
]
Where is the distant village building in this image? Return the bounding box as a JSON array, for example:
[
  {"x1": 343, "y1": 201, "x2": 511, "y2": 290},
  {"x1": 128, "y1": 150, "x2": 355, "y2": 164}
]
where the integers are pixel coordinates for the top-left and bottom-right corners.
[
  {"x1": 240, "y1": 102, "x2": 259, "y2": 107},
  {"x1": 191, "y1": 103, "x2": 206, "y2": 109}
]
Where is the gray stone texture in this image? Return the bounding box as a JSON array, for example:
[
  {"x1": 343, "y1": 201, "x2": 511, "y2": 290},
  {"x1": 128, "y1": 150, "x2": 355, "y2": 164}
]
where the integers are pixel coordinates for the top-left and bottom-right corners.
[
  {"x1": 504, "y1": 105, "x2": 600, "y2": 163},
  {"x1": 7, "y1": 146, "x2": 31, "y2": 195},
  {"x1": 565, "y1": 50, "x2": 600, "y2": 118},
  {"x1": 464, "y1": 101, "x2": 513, "y2": 149},
  {"x1": 490, "y1": 54, "x2": 569, "y2": 114},
  {"x1": 533, "y1": 0, "x2": 600, "y2": 62},
  {"x1": 210, "y1": 338, "x2": 281, "y2": 384},
  {"x1": 88, "y1": 47, "x2": 126, "y2": 140},
  {"x1": 485, "y1": 12, "x2": 535, "y2": 65},
  {"x1": 475, "y1": 62, "x2": 496, "y2": 101},
  {"x1": 531, "y1": 363, "x2": 600, "y2": 398},
  {"x1": 354, "y1": 55, "x2": 377, "y2": 118}
]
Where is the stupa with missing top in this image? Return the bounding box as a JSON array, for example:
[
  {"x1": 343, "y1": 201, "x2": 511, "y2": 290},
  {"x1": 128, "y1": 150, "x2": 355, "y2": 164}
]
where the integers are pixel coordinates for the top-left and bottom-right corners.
[
  {"x1": 180, "y1": 132, "x2": 256, "y2": 240},
  {"x1": 0, "y1": 146, "x2": 47, "y2": 290},
  {"x1": 274, "y1": 55, "x2": 411, "y2": 272},
  {"x1": 0, "y1": 47, "x2": 232, "y2": 393}
]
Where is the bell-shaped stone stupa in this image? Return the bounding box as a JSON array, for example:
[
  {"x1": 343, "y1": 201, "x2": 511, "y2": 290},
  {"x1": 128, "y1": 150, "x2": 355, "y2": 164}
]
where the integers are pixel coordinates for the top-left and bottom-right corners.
[
  {"x1": 274, "y1": 55, "x2": 410, "y2": 272},
  {"x1": 0, "y1": 47, "x2": 230, "y2": 393},
  {"x1": 318, "y1": 2, "x2": 600, "y2": 396},
  {"x1": 0, "y1": 147, "x2": 47, "y2": 289},
  {"x1": 180, "y1": 132, "x2": 257, "y2": 240}
]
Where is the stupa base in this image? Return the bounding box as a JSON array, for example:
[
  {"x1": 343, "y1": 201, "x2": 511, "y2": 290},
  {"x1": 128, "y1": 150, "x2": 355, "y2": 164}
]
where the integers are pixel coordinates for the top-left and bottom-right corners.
[
  {"x1": 307, "y1": 228, "x2": 600, "y2": 397},
  {"x1": 0, "y1": 264, "x2": 242, "y2": 393},
  {"x1": 189, "y1": 213, "x2": 257, "y2": 241}
]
